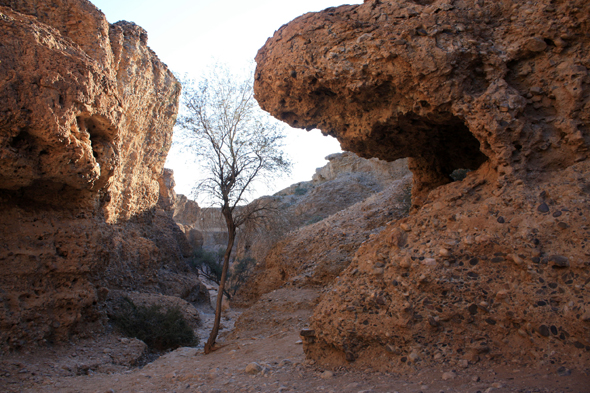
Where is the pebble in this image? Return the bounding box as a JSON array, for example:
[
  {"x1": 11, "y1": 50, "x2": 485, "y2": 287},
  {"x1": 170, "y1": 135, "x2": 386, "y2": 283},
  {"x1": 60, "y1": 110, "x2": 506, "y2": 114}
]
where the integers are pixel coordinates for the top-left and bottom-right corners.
[
  {"x1": 557, "y1": 366, "x2": 572, "y2": 376},
  {"x1": 537, "y1": 203, "x2": 549, "y2": 213},
  {"x1": 245, "y1": 362, "x2": 263, "y2": 375},
  {"x1": 320, "y1": 370, "x2": 334, "y2": 379},
  {"x1": 549, "y1": 255, "x2": 569, "y2": 267},
  {"x1": 525, "y1": 37, "x2": 547, "y2": 52},
  {"x1": 442, "y1": 371, "x2": 456, "y2": 380},
  {"x1": 399, "y1": 257, "x2": 412, "y2": 268}
]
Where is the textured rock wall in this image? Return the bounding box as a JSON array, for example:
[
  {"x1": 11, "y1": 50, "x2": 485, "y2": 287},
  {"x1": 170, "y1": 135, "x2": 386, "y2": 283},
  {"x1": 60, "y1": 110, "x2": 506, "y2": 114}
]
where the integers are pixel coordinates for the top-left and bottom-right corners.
[
  {"x1": 0, "y1": 0, "x2": 199, "y2": 351},
  {"x1": 255, "y1": 0, "x2": 590, "y2": 371},
  {"x1": 234, "y1": 153, "x2": 410, "y2": 305},
  {"x1": 313, "y1": 152, "x2": 408, "y2": 186}
]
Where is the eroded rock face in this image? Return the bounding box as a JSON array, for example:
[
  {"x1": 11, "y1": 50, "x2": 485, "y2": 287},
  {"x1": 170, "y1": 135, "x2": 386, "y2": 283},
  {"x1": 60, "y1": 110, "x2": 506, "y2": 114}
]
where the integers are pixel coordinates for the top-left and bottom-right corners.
[
  {"x1": 234, "y1": 153, "x2": 410, "y2": 305},
  {"x1": 255, "y1": 0, "x2": 589, "y2": 208},
  {"x1": 255, "y1": 0, "x2": 590, "y2": 371},
  {"x1": 0, "y1": 1, "x2": 198, "y2": 350}
]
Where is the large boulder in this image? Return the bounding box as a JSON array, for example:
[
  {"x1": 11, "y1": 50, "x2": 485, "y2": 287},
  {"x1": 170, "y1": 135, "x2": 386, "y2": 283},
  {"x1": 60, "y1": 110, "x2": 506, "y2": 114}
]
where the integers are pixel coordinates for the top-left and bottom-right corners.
[
  {"x1": 254, "y1": 0, "x2": 590, "y2": 371},
  {"x1": 0, "y1": 0, "x2": 201, "y2": 351}
]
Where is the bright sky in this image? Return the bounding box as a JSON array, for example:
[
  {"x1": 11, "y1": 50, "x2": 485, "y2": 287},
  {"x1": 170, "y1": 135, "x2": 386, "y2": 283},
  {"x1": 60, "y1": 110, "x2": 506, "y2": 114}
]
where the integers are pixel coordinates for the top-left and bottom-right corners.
[{"x1": 90, "y1": 0, "x2": 363, "y2": 202}]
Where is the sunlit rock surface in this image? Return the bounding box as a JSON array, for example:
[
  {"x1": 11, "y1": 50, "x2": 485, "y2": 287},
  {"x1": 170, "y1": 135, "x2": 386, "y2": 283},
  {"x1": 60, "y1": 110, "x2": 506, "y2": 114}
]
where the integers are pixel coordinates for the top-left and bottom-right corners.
[
  {"x1": 255, "y1": 0, "x2": 590, "y2": 371},
  {"x1": 0, "y1": 0, "x2": 202, "y2": 350}
]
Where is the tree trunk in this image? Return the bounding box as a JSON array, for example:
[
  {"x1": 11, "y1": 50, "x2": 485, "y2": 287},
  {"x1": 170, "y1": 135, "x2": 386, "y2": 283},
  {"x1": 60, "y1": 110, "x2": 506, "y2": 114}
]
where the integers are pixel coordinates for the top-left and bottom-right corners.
[{"x1": 204, "y1": 207, "x2": 235, "y2": 354}]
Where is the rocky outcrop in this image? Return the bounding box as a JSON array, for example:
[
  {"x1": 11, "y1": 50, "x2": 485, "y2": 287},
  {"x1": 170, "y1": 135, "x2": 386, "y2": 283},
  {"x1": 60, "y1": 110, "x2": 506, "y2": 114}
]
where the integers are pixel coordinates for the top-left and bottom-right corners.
[
  {"x1": 255, "y1": 0, "x2": 590, "y2": 371},
  {"x1": 0, "y1": 0, "x2": 202, "y2": 351},
  {"x1": 312, "y1": 152, "x2": 408, "y2": 186},
  {"x1": 236, "y1": 175, "x2": 412, "y2": 306},
  {"x1": 234, "y1": 153, "x2": 411, "y2": 304},
  {"x1": 255, "y1": 0, "x2": 589, "y2": 209}
]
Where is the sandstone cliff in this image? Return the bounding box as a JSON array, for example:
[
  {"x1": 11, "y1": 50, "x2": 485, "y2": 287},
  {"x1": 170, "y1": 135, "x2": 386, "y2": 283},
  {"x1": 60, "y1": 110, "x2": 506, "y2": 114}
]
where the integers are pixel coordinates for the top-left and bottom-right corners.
[
  {"x1": 234, "y1": 153, "x2": 411, "y2": 304},
  {"x1": 255, "y1": 0, "x2": 590, "y2": 371},
  {"x1": 0, "y1": 0, "x2": 202, "y2": 350}
]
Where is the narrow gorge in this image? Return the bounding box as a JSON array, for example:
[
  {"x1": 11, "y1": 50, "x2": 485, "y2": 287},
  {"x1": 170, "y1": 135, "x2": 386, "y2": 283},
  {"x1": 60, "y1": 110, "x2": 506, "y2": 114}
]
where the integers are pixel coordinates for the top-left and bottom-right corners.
[{"x1": 0, "y1": 0, "x2": 589, "y2": 392}]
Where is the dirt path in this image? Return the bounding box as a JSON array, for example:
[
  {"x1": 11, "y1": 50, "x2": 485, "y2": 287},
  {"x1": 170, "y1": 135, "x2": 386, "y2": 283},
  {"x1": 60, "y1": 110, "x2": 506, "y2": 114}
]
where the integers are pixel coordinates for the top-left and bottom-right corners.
[{"x1": 1, "y1": 288, "x2": 588, "y2": 393}]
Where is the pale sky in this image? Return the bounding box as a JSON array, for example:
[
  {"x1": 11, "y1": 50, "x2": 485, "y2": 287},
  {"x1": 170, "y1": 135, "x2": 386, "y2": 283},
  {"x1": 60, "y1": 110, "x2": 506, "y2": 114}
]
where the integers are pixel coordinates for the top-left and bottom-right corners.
[{"x1": 90, "y1": 0, "x2": 363, "y2": 202}]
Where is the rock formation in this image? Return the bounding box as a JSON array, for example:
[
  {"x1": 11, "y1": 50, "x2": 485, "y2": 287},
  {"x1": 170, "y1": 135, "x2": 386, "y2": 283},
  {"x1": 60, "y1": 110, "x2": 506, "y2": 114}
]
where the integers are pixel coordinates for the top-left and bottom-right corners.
[
  {"x1": 0, "y1": 0, "x2": 203, "y2": 351},
  {"x1": 234, "y1": 153, "x2": 410, "y2": 304},
  {"x1": 255, "y1": 0, "x2": 590, "y2": 371}
]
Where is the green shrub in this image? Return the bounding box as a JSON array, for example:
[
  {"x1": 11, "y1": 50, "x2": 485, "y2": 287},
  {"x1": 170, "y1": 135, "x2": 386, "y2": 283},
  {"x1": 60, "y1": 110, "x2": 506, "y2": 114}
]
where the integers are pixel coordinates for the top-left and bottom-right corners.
[
  {"x1": 294, "y1": 186, "x2": 308, "y2": 196},
  {"x1": 189, "y1": 248, "x2": 225, "y2": 283},
  {"x1": 450, "y1": 168, "x2": 471, "y2": 182},
  {"x1": 228, "y1": 257, "x2": 256, "y2": 295},
  {"x1": 111, "y1": 298, "x2": 198, "y2": 351},
  {"x1": 304, "y1": 215, "x2": 325, "y2": 226}
]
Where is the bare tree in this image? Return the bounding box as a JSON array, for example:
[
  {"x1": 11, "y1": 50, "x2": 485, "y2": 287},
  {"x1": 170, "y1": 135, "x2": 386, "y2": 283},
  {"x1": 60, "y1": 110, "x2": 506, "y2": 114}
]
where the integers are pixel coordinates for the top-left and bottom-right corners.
[{"x1": 176, "y1": 64, "x2": 291, "y2": 353}]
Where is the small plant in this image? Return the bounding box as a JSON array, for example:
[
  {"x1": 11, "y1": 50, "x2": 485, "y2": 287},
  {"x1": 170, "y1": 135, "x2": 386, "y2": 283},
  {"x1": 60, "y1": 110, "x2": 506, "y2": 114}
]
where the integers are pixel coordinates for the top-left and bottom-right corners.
[
  {"x1": 227, "y1": 257, "x2": 256, "y2": 296},
  {"x1": 450, "y1": 168, "x2": 471, "y2": 182},
  {"x1": 189, "y1": 248, "x2": 225, "y2": 283},
  {"x1": 111, "y1": 298, "x2": 198, "y2": 351},
  {"x1": 304, "y1": 215, "x2": 324, "y2": 226},
  {"x1": 294, "y1": 186, "x2": 308, "y2": 196}
]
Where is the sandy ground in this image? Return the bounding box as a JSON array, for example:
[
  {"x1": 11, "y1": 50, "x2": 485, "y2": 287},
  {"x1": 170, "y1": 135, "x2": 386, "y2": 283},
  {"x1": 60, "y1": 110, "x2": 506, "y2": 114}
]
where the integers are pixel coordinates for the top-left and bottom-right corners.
[{"x1": 1, "y1": 287, "x2": 588, "y2": 393}]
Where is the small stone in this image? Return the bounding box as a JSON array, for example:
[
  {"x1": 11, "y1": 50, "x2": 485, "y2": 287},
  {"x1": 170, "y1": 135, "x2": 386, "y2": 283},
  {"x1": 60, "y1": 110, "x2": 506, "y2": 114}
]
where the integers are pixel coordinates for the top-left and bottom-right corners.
[
  {"x1": 279, "y1": 359, "x2": 292, "y2": 367},
  {"x1": 472, "y1": 375, "x2": 481, "y2": 382},
  {"x1": 245, "y1": 362, "x2": 263, "y2": 375},
  {"x1": 525, "y1": 37, "x2": 547, "y2": 52},
  {"x1": 549, "y1": 255, "x2": 569, "y2": 267},
  {"x1": 537, "y1": 203, "x2": 550, "y2": 213},
  {"x1": 409, "y1": 351, "x2": 420, "y2": 361},
  {"x1": 537, "y1": 325, "x2": 551, "y2": 337},
  {"x1": 399, "y1": 257, "x2": 411, "y2": 268},
  {"x1": 439, "y1": 248, "x2": 451, "y2": 257},
  {"x1": 497, "y1": 216, "x2": 505, "y2": 223},
  {"x1": 557, "y1": 366, "x2": 572, "y2": 376},
  {"x1": 552, "y1": 210, "x2": 562, "y2": 217},
  {"x1": 442, "y1": 371, "x2": 456, "y2": 380},
  {"x1": 416, "y1": 28, "x2": 428, "y2": 36},
  {"x1": 320, "y1": 370, "x2": 334, "y2": 379},
  {"x1": 422, "y1": 258, "x2": 436, "y2": 266}
]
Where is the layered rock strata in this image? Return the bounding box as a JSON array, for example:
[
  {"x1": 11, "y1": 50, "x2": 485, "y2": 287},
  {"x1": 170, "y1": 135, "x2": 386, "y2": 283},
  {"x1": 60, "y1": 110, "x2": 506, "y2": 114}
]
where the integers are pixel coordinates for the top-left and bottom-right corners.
[
  {"x1": 255, "y1": 0, "x2": 590, "y2": 370},
  {"x1": 0, "y1": 0, "x2": 201, "y2": 350}
]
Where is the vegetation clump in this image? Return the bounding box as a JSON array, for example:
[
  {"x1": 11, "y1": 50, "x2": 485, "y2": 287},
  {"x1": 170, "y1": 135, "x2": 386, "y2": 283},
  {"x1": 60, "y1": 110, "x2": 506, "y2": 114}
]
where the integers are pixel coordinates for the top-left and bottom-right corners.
[{"x1": 111, "y1": 298, "x2": 198, "y2": 351}]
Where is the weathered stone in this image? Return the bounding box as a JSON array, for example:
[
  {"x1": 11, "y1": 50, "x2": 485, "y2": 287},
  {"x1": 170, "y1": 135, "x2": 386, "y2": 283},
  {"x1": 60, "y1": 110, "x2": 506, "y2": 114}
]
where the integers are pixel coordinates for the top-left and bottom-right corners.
[
  {"x1": 254, "y1": 0, "x2": 590, "y2": 373},
  {"x1": 0, "y1": 0, "x2": 201, "y2": 350},
  {"x1": 245, "y1": 362, "x2": 263, "y2": 375}
]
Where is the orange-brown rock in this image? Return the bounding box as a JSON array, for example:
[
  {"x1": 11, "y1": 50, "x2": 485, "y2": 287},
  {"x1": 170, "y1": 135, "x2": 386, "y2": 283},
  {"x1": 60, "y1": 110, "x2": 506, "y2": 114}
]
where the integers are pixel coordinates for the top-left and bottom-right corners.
[
  {"x1": 255, "y1": 0, "x2": 589, "y2": 208},
  {"x1": 0, "y1": 0, "x2": 199, "y2": 351},
  {"x1": 255, "y1": 0, "x2": 590, "y2": 371}
]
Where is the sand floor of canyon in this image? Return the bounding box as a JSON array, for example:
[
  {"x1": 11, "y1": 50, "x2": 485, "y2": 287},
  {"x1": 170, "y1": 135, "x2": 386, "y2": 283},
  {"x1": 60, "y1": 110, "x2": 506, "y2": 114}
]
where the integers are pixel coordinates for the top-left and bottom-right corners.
[{"x1": 1, "y1": 287, "x2": 588, "y2": 393}]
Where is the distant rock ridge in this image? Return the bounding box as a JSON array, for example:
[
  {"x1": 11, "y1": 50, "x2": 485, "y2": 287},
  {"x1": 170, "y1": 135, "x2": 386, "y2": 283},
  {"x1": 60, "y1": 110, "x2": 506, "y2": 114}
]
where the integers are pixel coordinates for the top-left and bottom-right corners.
[
  {"x1": 170, "y1": 152, "x2": 410, "y2": 256},
  {"x1": 254, "y1": 0, "x2": 590, "y2": 372},
  {"x1": 0, "y1": 0, "x2": 203, "y2": 350}
]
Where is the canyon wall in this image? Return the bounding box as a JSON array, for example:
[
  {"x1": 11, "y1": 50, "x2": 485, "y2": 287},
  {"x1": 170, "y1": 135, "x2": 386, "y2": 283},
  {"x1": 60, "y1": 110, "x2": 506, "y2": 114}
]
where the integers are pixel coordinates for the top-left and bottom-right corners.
[
  {"x1": 234, "y1": 153, "x2": 410, "y2": 305},
  {"x1": 255, "y1": 0, "x2": 590, "y2": 370},
  {"x1": 0, "y1": 0, "x2": 201, "y2": 351}
]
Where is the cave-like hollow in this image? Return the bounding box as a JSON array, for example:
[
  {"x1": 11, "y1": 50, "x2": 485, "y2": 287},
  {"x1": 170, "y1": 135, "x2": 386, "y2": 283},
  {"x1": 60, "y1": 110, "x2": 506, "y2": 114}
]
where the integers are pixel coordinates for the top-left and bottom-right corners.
[{"x1": 352, "y1": 111, "x2": 488, "y2": 200}]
